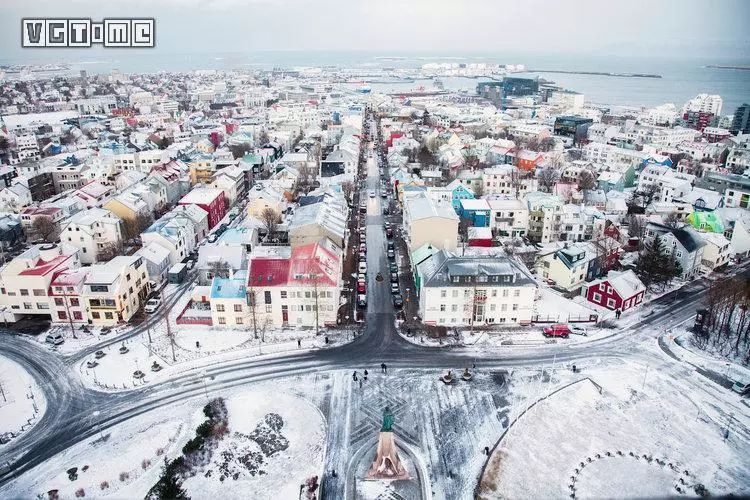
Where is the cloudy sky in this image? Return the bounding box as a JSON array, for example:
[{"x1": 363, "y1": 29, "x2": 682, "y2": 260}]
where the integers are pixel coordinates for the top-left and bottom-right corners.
[{"x1": 1, "y1": 0, "x2": 749, "y2": 60}]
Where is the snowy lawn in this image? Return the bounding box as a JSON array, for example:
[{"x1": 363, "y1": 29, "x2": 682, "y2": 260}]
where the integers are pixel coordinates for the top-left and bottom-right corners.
[
  {"x1": 478, "y1": 362, "x2": 750, "y2": 499},
  {"x1": 76, "y1": 326, "x2": 355, "y2": 392},
  {"x1": 182, "y1": 391, "x2": 326, "y2": 500},
  {"x1": 0, "y1": 355, "x2": 46, "y2": 443},
  {"x1": 25, "y1": 323, "x2": 130, "y2": 356},
  {"x1": 0, "y1": 404, "x2": 191, "y2": 499}
]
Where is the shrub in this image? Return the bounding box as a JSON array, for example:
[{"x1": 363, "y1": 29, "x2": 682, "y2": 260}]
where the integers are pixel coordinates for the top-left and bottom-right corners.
[
  {"x1": 182, "y1": 436, "x2": 204, "y2": 455},
  {"x1": 74, "y1": 488, "x2": 85, "y2": 498},
  {"x1": 196, "y1": 421, "x2": 212, "y2": 438},
  {"x1": 99, "y1": 481, "x2": 109, "y2": 490},
  {"x1": 119, "y1": 471, "x2": 130, "y2": 482},
  {"x1": 155, "y1": 447, "x2": 164, "y2": 456},
  {"x1": 142, "y1": 459, "x2": 152, "y2": 470}
]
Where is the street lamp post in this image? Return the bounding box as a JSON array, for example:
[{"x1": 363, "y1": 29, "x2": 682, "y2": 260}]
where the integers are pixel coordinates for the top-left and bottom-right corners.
[
  {"x1": 92, "y1": 410, "x2": 104, "y2": 440},
  {"x1": 201, "y1": 369, "x2": 209, "y2": 401}
]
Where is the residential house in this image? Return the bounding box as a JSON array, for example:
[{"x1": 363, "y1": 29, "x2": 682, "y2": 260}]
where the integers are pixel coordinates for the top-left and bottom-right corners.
[
  {"x1": 525, "y1": 191, "x2": 564, "y2": 244},
  {"x1": 403, "y1": 194, "x2": 459, "y2": 254},
  {"x1": 197, "y1": 244, "x2": 247, "y2": 286},
  {"x1": 178, "y1": 187, "x2": 226, "y2": 229},
  {"x1": 584, "y1": 270, "x2": 646, "y2": 312},
  {"x1": 700, "y1": 232, "x2": 731, "y2": 271},
  {"x1": 135, "y1": 242, "x2": 172, "y2": 286},
  {"x1": 60, "y1": 208, "x2": 124, "y2": 264},
  {"x1": 288, "y1": 193, "x2": 348, "y2": 249},
  {"x1": 644, "y1": 222, "x2": 706, "y2": 279},
  {"x1": 0, "y1": 243, "x2": 81, "y2": 322},
  {"x1": 488, "y1": 198, "x2": 529, "y2": 238},
  {"x1": 416, "y1": 251, "x2": 537, "y2": 326},
  {"x1": 84, "y1": 255, "x2": 149, "y2": 325}
]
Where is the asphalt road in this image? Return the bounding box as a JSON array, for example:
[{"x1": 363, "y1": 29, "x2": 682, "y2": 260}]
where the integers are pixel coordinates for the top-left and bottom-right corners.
[{"x1": 0, "y1": 117, "x2": 727, "y2": 487}]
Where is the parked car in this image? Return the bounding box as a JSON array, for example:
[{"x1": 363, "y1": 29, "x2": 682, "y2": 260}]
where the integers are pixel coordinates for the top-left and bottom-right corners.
[
  {"x1": 358, "y1": 261, "x2": 367, "y2": 273},
  {"x1": 357, "y1": 272, "x2": 366, "y2": 282},
  {"x1": 390, "y1": 272, "x2": 398, "y2": 283},
  {"x1": 569, "y1": 324, "x2": 588, "y2": 336},
  {"x1": 387, "y1": 249, "x2": 395, "y2": 259},
  {"x1": 731, "y1": 381, "x2": 750, "y2": 396},
  {"x1": 383, "y1": 206, "x2": 390, "y2": 215},
  {"x1": 386, "y1": 227, "x2": 394, "y2": 238},
  {"x1": 389, "y1": 261, "x2": 398, "y2": 273},
  {"x1": 357, "y1": 281, "x2": 366, "y2": 293},
  {"x1": 392, "y1": 294, "x2": 404, "y2": 308},
  {"x1": 45, "y1": 332, "x2": 64, "y2": 345},
  {"x1": 381, "y1": 191, "x2": 387, "y2": 199},
  {"x1": 207, "y1": 233, "x2": 218, "y2": 243},
  {"x1": 391, "y1": 282, "x2": 399, "y2": 294},
  {"x1": 144, "y1": 298, "x2": 162, "y2": 313},
  {"x1": 387, "y1": 241, "x2": 394, "y2": 250},
  {"x1": 369, "y1": 190, "x2": 376, "y2": 198},
  {"x1": 357, "y1": 294, "x2": 367, "y2": 308},
  {"x1": 359, "y1": 243, "x2": 367, "y2": 253},
  {"x1": 543, "y1": 324, "x2": 571, "y2": 338},
  {"x1": 359, "y1": 203, "x2": 367, "y2": 213},
  {"x1": 358, "y1": 250, "x2": 366, "y2": 260}
]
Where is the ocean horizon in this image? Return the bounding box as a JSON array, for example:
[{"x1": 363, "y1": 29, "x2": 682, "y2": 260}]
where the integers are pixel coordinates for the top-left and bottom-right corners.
[{"x1": 1, "y1": 50, "x2": 748, "y2": 113}]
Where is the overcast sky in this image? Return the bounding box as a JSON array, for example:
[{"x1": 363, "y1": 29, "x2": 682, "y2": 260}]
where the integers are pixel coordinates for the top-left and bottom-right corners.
[{"x1": 1, "y1": 0, "x2": 749, "y2": 61}]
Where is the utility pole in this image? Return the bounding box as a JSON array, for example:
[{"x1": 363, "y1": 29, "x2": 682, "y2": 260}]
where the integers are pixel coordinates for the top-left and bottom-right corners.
[
  {"x1": 163, "y1": 299, "x2": 176, "y2": 362},
  {"x1": 248, "y1": 275, "x2": 258, "y2": 340},
  {"x1": 313, "y1": 273, "x2": 320, "y2": 336},
  {"x1": 62, "y1": 287, "x2": 77, "y2": 340}
]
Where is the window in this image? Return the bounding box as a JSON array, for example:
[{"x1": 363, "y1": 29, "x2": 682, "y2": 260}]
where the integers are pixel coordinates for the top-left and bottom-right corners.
[
  {"x1": 280, "y1": 291, "x2": 287, "y2": 299},
  {"x1": 452, "y1": 290, "x2": 458, "y2": 298},
  {"x1": 266, "y1": 305, "x2": 272, "y2": 313},
  {"x1": 70, "y1": 298, "x2": 79, "y2": 306},
  {"x1": 514, "y1": 289, "x2": 520, "y2": 297},
  {"x1": 90, "y1": 285, "x2": 108, "y2": 293},
  {"x1": 593, "y1": 292, "x2": 602, "y2": 302},
  {"x1": 54, "y1": 298, "x2": 64, "y2": 306},
  {"x1": 452, "y1": 276, "x2": 459, "y2": 283},
  {"x1": 440, "y1": 290, "x2": 447, "y2": 298},
  {"x1": 216, "y1": 304, "x2": 225, "y2": 312},
  {"x1": 20, "y1": 289, "x2": 29, "y2": 296},
  {"x1": 607, "y1": 298, "x2": 616, "y2": 308},
  {"x1": 236, "y1": 317, "x2": 243, "y2": 325},
  {"x1": 440, "y1": 304, "x2": 446, "y2": 312},
  {"x1": 104, "y1": 312, "x2": 113, "y2": 319},
  {"x1": 92, "y1": 312, "x2": 100, "y2": 319},
  {"x1": 501, "y1": 304, "x2": 507, "y2": 311},
  {"x1": 502, "y1": 289, "x2": 509, "y2": 297},
  {"x1": 265, "y1": 291, "x2": 272, "y2": 304},
  {"x1": 33, "y1": 289, "x2": 46, "y2": 296},
  {"x1": 218, "y1": 317, "x2": 226, "y2": 325},
  {"x1": 491, "y1": 290, "x2": 497, "y2": 297},
  {"x1": 57, "y1": 311, "x2": 67, "y2": 320},
  {"x1": 512, "y1": 304, "x2": 518, "y2": 311},
  {"x1": 234, "y1": 304, "x2": 242, "y2": 312}
]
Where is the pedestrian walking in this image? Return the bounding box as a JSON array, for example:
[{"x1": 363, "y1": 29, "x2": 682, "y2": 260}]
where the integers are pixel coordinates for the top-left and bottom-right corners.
[
  {"x1": 615, "y1": 308, "x2": 622, "y2": 320},
  {"x1": 196, "y1": 341, "x2": 200, "y2": 349},
  {"x1": 325, "y1": 335, "x2": 329, "y2": 344},
  {"x1": 363, "y1": 369, "x2": 368, "y2": 380},
  {"x1": 297, "y1": 339, "x2": 301, "y2": 348},
  {"x1": 353, "y1": 371, "x2": 358, "y2": 381},
  {"x1": 484, "y1": 446, "x2": 490, "y2": 456},
  {"x1": 359, "y1": 379, "x2": 363, "y2": 389},
  {"x1": 381, "y1": 362, "x2": 387, "y2": 374}
]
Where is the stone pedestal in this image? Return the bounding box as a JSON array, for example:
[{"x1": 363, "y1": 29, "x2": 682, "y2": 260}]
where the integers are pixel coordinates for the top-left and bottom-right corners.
[{"x1": 365, "y1": 431, "x2": 409, "y2": 480}]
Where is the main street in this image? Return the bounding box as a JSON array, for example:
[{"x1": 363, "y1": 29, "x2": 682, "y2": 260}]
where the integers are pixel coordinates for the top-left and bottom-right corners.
[{"x1": 0, "y1": 117, "x2": 725, "y2": 488}]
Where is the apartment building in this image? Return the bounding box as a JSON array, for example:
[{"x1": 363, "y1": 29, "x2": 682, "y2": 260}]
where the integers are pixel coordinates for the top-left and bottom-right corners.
[{"x1": 83, "y1": 255, "x2": 149, "y2": 325}]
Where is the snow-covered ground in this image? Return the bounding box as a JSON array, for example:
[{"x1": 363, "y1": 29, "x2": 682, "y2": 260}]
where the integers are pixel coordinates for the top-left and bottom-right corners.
[
  {"x1": 1, "y1": 383, "x2": 326, "y2": 500},
  {"x1": 75, "y1": 325, "x2": 355, "y2": 391},
  {"x1": 182, "y1": 391, "x2": 326, "y2": 499},
  {"x1": 25, "y1": 323, "x2": 131, "y2": 356},
  {"x1": 0, "y1": 356, "x2": 46, "y2": 444},
  {"x1": 0, "y1": 400, "x2": 190, "y2": 499},
  {"x1": 478, "y1": 361, "x2": 750, "y2": 499}
]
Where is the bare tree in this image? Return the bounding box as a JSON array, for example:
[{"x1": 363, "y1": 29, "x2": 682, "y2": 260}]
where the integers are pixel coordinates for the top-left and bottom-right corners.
[
  {"x1": 663, "y1": 212, "x2": 682, "y2": 229},
  {"x1": 32, "y1": 216, "x2": 59, "y2": 243},
  {"x1": 577, "y1": 169, "x2": 597, "y2": 191},
  {"x1": 207, "y1": 259, "x2": 231, "y2": 281},
  {"x1": 260, "y1": 207, "x2": 280, "y2": 235},
  {"x1": 341, "y1": 181, "x2": 355, "y2": 203},
  {"x1": 123, "y1": 212, "x2": 154, "y2": 241},
  {"x1": 626, "y1": 214, "x2": 646, "y2": 249},
  {"x1": 472, "y1": 182, "x2": 485, "y2": 198},
  {"x1": 537, "y1": 137, "x2": 556, "y2": 152},
  {"x1": 96, "y1": 240, "x2": 123, "y2": 262},
  {"x1": 537, "y1": 168, "x2": 559, "y2": 193}
]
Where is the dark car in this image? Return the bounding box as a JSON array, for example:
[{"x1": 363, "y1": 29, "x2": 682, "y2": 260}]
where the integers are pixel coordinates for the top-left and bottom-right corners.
[
  {"x1": 389, "y1": 262, "x2": 398, "y2": 273},
  {"x1": 387, "y1": 241, "x2": 394, "y2": 250},
  {"x1": 386, "y1": 227, "x2": 394, "y2": 238},
  {"x1": 383, "y1": 206, "x2": 390, "y2": 215},
  {"x1": 387, "y1": 249, "x2": 395, "y2": 259},
  {"x1": 392, "y1": 294, "x2": 404, "y2": 308},
  {"x1": 390, "y1": 272, "x2": 398, "y2": 283}
]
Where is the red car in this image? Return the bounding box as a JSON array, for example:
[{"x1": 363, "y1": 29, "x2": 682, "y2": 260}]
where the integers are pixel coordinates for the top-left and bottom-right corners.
[
  {"x1": 543, "y1": 324, "x2": 571, "y2": 338},
  {"x1": 357, "y1": 281, "x2": 366, "y2": 293}
]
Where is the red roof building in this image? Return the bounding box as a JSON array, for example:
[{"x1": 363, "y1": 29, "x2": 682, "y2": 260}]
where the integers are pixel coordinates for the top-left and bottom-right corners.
[{"x1": 178, "y1": 188, "x2": 226, "y2": 229}]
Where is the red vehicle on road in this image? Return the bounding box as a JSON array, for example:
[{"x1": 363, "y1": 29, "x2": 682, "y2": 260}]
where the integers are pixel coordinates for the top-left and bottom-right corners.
[
  {"x1": 543, "y1": 324, "x2": 571, "y2": 338},
  {"x1": 357, "y1": 280, "x2": 366, "y2": 293}
]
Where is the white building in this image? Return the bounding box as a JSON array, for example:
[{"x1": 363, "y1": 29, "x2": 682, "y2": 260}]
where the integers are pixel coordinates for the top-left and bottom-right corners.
[
  {"x1": 83, "y1": 255, "x2": 149, "y2": 325},
  {"x1": 60, "y1": 208, "x2": 124, "y2": 264},
  {"x1": 416, "y1": 251, "x2": 537, "y2": 326},
  {"x1": 682, "y1": 93, "x2": 723, "y2": 116}
]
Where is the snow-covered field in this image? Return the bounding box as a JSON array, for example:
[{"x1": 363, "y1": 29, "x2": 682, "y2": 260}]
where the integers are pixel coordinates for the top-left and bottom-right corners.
[
  {"x1": 478, "y1": 362, "x2": 750, "y2": 499},
  {"x1": 182, "y1": 391, "x2": 326, "y2": 500},
  {"x1": 0, "y1": 356, "x2": 46, "y2": 443},
  {"x1": 1, "y1": 402, "x2": 190, "y2": 499},
  {"x1": 1, "y1": 386, "x2": 326, "y2": 500}
]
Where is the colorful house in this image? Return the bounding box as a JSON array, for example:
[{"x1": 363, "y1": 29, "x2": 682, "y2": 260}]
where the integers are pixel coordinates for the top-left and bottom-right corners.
[
  {"x1": 585, "y1": 270, "x2": 646, "y2": 312},
  {"x1": 446, "y1": 179, "x2": 475, "y2": 213},
  {"x1": 178, "y1": 187, "x2": 227, "y2": 229},
  {"x1": 686, "y1": 211, "x2": 724, "y2": 233},
  {"x1": 458, "y1": 198, "x2": 491, "y2": 227},
  {"x1": 516, "y1": 150, "x2": 544, "y2": 171}
]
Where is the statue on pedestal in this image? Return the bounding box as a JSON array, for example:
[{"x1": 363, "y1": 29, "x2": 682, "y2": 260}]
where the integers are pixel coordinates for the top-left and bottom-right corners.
[{"x1": 366, "y1": 406, "x2": 409, "y2": 480}]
